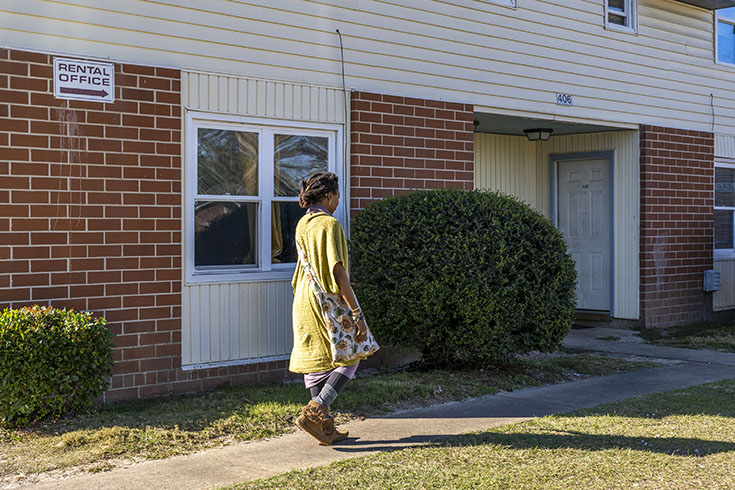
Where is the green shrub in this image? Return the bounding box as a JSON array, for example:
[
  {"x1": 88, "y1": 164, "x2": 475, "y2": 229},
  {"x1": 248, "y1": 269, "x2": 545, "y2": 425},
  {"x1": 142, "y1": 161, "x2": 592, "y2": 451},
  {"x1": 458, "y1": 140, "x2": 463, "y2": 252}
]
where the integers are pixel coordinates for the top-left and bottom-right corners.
[
  {"x1": 351, "y1": 189, "x2": 577, "y2": 367},
  {"x1": 0, "y1": 306, "x2": 114, "y2": 426}
]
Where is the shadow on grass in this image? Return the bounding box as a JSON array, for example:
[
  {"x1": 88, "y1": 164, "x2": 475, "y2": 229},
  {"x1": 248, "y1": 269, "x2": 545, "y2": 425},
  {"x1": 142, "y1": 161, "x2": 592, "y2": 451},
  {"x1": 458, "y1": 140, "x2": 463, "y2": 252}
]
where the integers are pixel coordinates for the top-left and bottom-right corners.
[
  {"x1": 330, "y1": 428, "x2": 735, "y2": 457},
  {"x1": 438, "y1": 430, "x2": 733, "y2": 456}
]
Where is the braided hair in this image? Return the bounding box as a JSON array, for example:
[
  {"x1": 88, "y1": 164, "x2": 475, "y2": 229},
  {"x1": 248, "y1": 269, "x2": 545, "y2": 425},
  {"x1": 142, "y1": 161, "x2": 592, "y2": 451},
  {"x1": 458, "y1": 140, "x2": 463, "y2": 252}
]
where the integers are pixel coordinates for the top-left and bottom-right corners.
[{"x1": 298, "y1": 171, "x2": 339, "y2": 208}]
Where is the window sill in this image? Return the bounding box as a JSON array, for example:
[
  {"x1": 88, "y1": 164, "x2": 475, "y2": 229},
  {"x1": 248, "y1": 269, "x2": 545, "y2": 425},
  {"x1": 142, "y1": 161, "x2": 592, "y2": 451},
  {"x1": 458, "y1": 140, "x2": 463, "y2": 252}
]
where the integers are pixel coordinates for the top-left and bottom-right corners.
[
  {"x1": 604, "y1": 23, "x2": 638, "y2": 35},
  {"x1": 715, "y1": 59, "x2": 735, "y2": 69},
  {"x1": 714, "y1": 251, "x2": 735, "y2": 261},
  {"x1": 478, "y1": 0, "x2": 517, "y2": 8},
  {"x1": 185, "y1": 269, "x2": 296, "y2": 286}
]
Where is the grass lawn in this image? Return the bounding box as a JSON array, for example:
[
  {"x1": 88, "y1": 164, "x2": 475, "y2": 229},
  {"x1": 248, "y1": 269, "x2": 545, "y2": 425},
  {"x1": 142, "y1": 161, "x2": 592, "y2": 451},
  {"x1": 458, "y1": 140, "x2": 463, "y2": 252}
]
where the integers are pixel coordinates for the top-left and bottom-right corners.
[
  {"x1": 0, "y1": 353, "x2": 652, "y2": 485},
  {"x1": 229, "y1": 378, "x2": 735, "y2": 490},
  {"x1": 638, "y1": 320, "x2": 735, "y2": 352}
]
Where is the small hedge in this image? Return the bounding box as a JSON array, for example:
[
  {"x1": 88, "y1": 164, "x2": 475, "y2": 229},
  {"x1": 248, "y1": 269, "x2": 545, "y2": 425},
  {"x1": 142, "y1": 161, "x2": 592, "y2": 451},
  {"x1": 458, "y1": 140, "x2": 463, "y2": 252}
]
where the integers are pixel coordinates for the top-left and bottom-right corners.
[
  {"x1": 0, "y1": 306, "x2": 114, "y2": 426},
  {"x1": 351, "y1": 189, "x2": 577, "y2": 367}
]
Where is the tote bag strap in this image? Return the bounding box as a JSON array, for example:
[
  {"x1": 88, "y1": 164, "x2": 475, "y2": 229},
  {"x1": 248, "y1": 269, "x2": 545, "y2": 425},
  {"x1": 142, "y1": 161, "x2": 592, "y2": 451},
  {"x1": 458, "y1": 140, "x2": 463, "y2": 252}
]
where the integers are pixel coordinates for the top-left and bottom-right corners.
[{"x1": 295, "y1": 241, "x2": 328, "y2": 295}]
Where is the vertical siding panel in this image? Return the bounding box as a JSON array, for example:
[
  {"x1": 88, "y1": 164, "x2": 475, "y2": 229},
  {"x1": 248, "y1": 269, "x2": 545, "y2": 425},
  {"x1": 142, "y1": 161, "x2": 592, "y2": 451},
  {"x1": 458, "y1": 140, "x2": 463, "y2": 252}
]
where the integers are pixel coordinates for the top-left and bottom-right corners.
[
  {"x1": 267, "y1": 282, "x2": 277, "y2": 354},
  {"x1": 189, "y1": 286, "x2": 201, "y2": 364},
  {"x1": 266, "y1": 81, "x2": 276, "y2": 117},
  {"x1": 279, "y1": 282, "x2": 287, "y2": 354},
  {"x1": 248, "y1": 283, "x2": 260, "y2": 358},
  {"x1": 293, "y1": 85, "x2": 303, "y2": 120},
  {"x1": 181, "y1": 287, "x2": 191, "y2": 365},
  {"x1": 182, "y1": 72, "x2": 191, "y2": 109},
  {"x1": 229, "y1": 284, "x2": 239, "y2": 361},
  {"x1": 284, "y1": 83, "x2": 294, "y2": 119},
  {"x1": 200, "y1": 286, "x2": 211, "y2": 363},
  {"x1": 219, "y1": 284, "x2": 230, "y2": 360},
  {"x1": 209, "y1": 285, "x2": 221, "y2": 362},
  {"x1": 237, "y1": 78, "x2": 248, "y2": 114},
  {"x1": 287, "y1": 283, "x2": 294, "y2": 351},
  {"x1": 326, "y1": 88, "x2": 335, "y2": 123},
  {"x1": 716, "y1": 135, "x2": 735, "y2": 159},
  {"x1": 228, "y1": 77, "x2": 238, "y2": 113},
  {"x1": 247, "y1": 78, "x2": 258, "y2": 115},
  {"x1": 238, "y1": 283, "x2": 249, "y2": 359},
  {"x1": 301, "y1": 85, "x2": 312, "y2": 120},
  {"x1": 198, "y1": 74, "x2": 209, "y2": 111},
  {"x1": 217, "y1": 76, "x2": 227, "y2": 112},
  {"x1": 275, "y1": 82, "x2": 285, "y2": 118},
  {"x1": 714, "y1": 260, "x2": 735, "y2": 310}
]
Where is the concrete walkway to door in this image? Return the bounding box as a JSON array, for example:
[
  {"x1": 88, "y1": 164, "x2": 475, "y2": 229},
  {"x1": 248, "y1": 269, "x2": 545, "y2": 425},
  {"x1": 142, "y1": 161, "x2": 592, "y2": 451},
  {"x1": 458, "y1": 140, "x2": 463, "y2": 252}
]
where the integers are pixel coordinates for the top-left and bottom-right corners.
[{"x1": 21, "y1": 327, "x2": 735, "y2": 490}]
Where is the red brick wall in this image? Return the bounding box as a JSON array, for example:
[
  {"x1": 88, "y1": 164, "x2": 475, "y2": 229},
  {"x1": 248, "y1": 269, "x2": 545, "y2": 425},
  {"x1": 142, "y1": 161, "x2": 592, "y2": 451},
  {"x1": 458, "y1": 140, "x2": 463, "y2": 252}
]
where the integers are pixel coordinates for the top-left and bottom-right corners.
[
  {"x1": 350, "y1": 91, "x2": 474, "y2": 216},
  {"x1": 639, "y1": 125, "x2": 714, "y2": 328},
  {"x1": 0, "y1": 48, "x2": 290, "y2": 401}
]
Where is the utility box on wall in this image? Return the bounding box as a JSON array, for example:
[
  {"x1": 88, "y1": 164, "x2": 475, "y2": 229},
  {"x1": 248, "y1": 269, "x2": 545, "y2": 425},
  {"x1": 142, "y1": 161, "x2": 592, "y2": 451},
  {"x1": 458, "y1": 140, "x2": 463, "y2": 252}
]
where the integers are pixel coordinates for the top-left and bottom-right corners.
[{"x1": 704, "y1": 270, "x2": 722, "y2": 292}]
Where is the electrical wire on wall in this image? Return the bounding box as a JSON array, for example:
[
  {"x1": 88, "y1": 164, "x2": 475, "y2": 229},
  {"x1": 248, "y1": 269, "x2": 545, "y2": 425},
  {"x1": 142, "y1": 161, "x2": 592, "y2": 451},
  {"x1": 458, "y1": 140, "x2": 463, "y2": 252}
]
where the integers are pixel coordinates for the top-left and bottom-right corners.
[
  {"x1": 336, "y1": 29, "x2": 350, "y2": 234},
  {"x1": 710, "y1": 93, "x2": 715, "y2": 133}
]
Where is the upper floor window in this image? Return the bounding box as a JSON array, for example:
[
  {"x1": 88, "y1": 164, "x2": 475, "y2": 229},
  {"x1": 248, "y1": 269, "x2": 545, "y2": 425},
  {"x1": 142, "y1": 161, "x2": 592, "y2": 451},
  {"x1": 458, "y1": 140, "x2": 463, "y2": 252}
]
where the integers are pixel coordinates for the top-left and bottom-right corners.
[
  {"x1": 715, "y1": 163, "x2": 735, "y2": 256},
  {"x1": 186, "y1": 112, "x2": 343, "y2": 283},
  {"x1": 483, "y1": 0, "x2": 516, "y2": 6},
  {"x1": 605, "y1": 0, "x2": 637, "y2": 33},
  {"x1": 716, "y1": 7, "x2": 735, "y2": 65}
]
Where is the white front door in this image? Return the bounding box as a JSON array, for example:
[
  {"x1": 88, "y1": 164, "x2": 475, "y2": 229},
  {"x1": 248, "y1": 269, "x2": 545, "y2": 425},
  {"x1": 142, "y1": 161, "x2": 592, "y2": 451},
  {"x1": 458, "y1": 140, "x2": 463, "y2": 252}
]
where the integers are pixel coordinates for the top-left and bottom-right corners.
[{"x1": 557, "y1": 158, "x2": 612, "y2": 312}]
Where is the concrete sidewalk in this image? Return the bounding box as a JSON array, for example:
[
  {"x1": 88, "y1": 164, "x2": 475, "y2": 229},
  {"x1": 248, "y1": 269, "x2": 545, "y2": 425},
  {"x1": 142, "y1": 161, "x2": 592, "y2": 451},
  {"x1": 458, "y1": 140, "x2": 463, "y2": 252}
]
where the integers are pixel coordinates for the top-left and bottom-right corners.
[{"x1": 18, "y1": 327, "x2": 735, "y2": 490}]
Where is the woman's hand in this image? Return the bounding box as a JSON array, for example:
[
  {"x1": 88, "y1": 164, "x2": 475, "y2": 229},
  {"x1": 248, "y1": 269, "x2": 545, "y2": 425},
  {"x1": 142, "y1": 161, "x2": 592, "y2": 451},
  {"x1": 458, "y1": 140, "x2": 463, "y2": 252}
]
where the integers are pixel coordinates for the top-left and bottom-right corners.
[{"x1": 355, "y1": 319, "x2": 367, "y2": 343}]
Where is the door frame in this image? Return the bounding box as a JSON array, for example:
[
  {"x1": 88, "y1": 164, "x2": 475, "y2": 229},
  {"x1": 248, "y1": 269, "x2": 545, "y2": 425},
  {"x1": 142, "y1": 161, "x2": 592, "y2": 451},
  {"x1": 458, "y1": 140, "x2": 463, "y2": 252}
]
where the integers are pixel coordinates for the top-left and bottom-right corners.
[{"x1": 549, "y1": 151, "x2": 615, "y2": 316}]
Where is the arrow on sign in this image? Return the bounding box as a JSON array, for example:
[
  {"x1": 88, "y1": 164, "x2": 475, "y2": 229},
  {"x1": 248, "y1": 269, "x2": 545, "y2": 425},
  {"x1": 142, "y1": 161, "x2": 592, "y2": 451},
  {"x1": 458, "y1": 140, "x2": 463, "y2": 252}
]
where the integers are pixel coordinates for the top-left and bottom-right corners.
[{"x1": 59, "y1": 87, "x2": 109, "y2": 97}]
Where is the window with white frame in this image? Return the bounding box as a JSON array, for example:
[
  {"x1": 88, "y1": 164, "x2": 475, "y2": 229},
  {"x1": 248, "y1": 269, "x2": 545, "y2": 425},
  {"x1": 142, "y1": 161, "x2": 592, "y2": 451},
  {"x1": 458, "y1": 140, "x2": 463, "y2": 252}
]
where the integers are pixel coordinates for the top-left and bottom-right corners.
[
  {"x1": 716, "y1": 7, "x2": 735, "y2": 65},
  {"x1": 186, "y1": 113, "x2": 342, "y2": 282},
  {"x1": 605, "y1": 0, "x2": 636, "y2": 32},
  {"x1": 483, "y1": 0, "x2": 516, "y2": 7},
  {"x1": 715, "y1": 163, "x2": 735, "y2": 256}
]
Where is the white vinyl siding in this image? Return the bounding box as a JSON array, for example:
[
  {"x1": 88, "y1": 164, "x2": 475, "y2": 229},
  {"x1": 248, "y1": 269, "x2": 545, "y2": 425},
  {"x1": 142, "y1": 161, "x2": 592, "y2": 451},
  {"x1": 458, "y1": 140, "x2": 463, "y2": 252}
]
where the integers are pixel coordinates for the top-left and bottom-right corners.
[
  {"x1": 2, "y1": 0, "x2": 735, "y2": 134},
  {"x1": 182, "y1": 281, "x2": 294, "y2": 367},
  {"x1": 714, "y1": 258, "x2": 735, "y2": 311},
  {"x1": 474, "y1": 130, "x2": 639, "y2": 320},
  {"x1": 714, "y1": 134, "x2": 735, "y2": 311},
  {"x1": 181, "y1": 72, "x2": 346, "y2": 368}
]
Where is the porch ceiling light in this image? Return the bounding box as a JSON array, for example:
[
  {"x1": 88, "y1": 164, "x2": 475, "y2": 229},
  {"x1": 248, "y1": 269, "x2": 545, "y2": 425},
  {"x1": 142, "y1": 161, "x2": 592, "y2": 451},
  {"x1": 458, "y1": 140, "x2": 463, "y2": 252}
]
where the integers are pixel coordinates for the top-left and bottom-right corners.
[{"x1": 524, "y1": 128, "x2": 553, "y2": 141}]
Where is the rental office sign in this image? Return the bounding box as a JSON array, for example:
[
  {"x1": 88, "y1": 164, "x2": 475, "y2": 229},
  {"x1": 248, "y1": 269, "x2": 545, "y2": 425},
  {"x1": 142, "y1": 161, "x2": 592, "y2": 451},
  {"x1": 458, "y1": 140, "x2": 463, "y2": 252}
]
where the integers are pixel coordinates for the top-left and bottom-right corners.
[{"x1": 53, "y1": 57, "x2": 115, "y2": 103}]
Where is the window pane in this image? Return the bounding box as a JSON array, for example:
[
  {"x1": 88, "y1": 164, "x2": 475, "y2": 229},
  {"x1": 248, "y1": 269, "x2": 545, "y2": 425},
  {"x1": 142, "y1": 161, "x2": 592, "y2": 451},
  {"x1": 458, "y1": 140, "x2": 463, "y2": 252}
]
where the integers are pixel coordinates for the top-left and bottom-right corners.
[
  {"x1": 715, "y1": 210, "x2": 734, "y2": 250},
  {"x1": 718, "y1": 22, "x2": 735, "y2": 64},
  {"x1": 272, "y1": 202, "x2": 307, "y2": 263},
  {"x1": 716, "y1": 167, "x2": 735, "y2": 207},
  {"x1": 198, "y1": 129, "x2": 258, "y2": 196},
  {"x1": 195, "y1": 201, "x2": 257, "y2": 267},
  {"x1": 274, "y1": 134, "x2": 329, "y2": 197},
  {"x1": 608, "y1": 13, "x2": 627, "y2": 26},
  {"x1": 608, "y1": 0, "x2": 625, "y2": 12},
  {"x1": 720, "y1": 7, "x2": 735, "y2": 22}
]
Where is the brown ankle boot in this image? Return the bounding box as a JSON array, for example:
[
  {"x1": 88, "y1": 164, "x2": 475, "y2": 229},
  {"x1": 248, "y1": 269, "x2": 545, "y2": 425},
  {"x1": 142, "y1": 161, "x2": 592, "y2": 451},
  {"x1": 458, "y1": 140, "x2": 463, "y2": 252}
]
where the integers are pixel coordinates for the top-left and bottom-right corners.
[
  {"x1": 296, "y1": 400, "x2": 332, "y2": 445},
  {"x1": 322, "y1": 415, "x2": 349, "y2": 444}
]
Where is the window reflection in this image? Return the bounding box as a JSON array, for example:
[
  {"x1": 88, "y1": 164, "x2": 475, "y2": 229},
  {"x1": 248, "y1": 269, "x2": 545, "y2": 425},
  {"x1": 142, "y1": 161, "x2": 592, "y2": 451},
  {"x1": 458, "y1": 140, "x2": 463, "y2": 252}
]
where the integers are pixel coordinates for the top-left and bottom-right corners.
[
  {"x1": 715, "y1": 210, "x2": 734, "y2": 250},
  {"x1": 198, "y1": 129, "x2": 258, "y2": 196},
  {"x1": 718, "y1": 22, "x2": 735, "y2": 64},
  {"x1": 274, "y1": 134, "x2": 328, "y2": 197},
  {"x1": 272, "y1": 202, "x2": 307, "y2": 263},
  {"x1": 716, "y1": 167, "x2": 735, "y2": 207},
  {"x1": 195, "y1": 201, "x2": 257, "y2": 267}
]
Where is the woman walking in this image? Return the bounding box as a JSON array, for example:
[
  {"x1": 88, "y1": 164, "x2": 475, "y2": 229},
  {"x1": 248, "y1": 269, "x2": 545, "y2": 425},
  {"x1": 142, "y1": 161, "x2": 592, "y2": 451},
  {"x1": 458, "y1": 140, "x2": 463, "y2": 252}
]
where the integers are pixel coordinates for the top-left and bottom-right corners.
[{"x1": 290, "y1": 171, "x2": 368, "y2": 445}]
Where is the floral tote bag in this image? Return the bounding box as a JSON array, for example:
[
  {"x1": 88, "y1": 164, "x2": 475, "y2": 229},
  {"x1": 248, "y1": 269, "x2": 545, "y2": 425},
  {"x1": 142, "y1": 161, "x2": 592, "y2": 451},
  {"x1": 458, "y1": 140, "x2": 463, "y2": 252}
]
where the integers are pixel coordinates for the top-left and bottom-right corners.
[{"x1": 296, "y1": 242, "x2": 379, "y2": 363}]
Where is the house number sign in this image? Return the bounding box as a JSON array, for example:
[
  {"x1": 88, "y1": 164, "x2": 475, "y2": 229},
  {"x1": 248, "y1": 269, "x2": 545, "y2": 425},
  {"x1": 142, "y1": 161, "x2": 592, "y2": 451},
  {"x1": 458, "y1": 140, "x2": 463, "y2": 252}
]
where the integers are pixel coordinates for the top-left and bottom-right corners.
[{"x1": 556, "y1": 93, "x2": 574, "y2": 106}]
